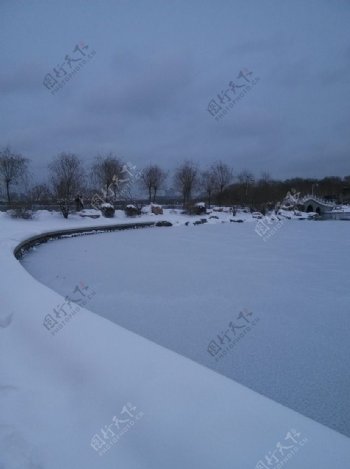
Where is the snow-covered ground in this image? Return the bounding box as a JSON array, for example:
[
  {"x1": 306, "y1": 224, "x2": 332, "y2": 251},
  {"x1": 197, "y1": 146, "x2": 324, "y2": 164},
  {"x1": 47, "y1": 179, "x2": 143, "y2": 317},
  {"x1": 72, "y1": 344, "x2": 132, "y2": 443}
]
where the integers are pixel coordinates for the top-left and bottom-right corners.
[{"x1": 1, "y1": 209, "x2": 350, "y2": 468}]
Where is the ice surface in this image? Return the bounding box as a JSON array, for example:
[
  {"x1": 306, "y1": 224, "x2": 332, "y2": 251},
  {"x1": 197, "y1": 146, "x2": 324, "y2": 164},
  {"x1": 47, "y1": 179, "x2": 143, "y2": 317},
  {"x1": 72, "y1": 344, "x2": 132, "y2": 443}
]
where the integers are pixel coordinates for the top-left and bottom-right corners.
[{"x1": 21, "y1": 220, "x2": 350, "y2": 438}]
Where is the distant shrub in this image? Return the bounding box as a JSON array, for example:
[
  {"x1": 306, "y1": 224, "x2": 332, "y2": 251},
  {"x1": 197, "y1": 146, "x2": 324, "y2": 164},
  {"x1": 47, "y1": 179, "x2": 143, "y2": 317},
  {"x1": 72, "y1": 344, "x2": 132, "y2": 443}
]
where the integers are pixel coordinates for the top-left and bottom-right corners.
[
  {"x1": 100, "y1": 203, "x2": 115, "y2": 218},
  {"x1": 125, "y1": 205, "x2": 141, "y2": 217},
  {"x1": 7, "y1": 208, "x2": 34, "y2": 220},
  {"x1": 151, "y1": 204, "x2": 163, "y2": 215},
  {"x1": 58, "y1": 200, "x2": 70, "y2": 219},
  {"x1": 188, "y1": 203, "x2": 207, "y2": 215}
]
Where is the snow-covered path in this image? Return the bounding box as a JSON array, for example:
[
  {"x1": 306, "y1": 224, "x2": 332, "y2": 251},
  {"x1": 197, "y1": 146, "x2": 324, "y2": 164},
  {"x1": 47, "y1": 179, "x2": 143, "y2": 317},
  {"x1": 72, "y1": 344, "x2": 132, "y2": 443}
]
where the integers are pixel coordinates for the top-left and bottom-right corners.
[{"x1": 1, "y1": 210, "x2": 350, "y2": 468}]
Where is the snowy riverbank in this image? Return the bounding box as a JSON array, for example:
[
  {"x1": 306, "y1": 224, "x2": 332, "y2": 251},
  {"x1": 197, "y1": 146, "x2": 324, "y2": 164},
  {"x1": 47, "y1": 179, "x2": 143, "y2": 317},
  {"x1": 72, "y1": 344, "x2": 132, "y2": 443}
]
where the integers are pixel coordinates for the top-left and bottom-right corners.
[{"x1": 0, "y1": 209, "x2": 349, "y2": 468}]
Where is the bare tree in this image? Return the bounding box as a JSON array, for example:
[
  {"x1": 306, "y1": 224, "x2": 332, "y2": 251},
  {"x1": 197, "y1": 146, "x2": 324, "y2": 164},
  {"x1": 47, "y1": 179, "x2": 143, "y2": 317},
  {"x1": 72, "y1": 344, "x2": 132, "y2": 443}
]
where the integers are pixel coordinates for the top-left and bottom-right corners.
[
  {"x1": 174, "y1": 161, "x2": 199, "y2": 208},
  {"x1": 140, "y1": 167, "x2": 153, "y2": 203},
  {"x1": 237, "y1": 169, "x2": 255, "y2": 205},
  {"x1": 90, "y1": 154, "x2": 124, "y2": 197},
  {"x1": 260, "y1": 171, "x2": 272, "y2": 184},
  {"x1": 211, "y1": 161, "x2": 233, "y2": 202},
  {"x1": 0, "y1": 147, "x2": 29, "y2": 203},
  {"x1": 201, "y1": 169, "x2": 216, "y2": 208},
  {"x1": 140, "y1": 164, "x2": 167, "y2": 203},
  {"x1": 238, "y1": 170, "x2": 255, "y2": 195},
  {"x1": 28, "y1": 183, "x2": 52, "y2": 203},
  {"x1": 49, "y1": 153, "x2": 85, "y2": 218}
]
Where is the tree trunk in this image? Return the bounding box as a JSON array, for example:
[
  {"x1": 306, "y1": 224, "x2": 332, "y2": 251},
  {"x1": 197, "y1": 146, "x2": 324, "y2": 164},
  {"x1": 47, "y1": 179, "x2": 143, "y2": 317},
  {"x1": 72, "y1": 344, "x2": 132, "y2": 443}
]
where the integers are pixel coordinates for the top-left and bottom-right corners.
[
  {"x1": 152, "y1": 188, "x2": 157, "y2": 203},
  {"x1": 6, "y1": 180, "x2": 11, "y2": 204}
]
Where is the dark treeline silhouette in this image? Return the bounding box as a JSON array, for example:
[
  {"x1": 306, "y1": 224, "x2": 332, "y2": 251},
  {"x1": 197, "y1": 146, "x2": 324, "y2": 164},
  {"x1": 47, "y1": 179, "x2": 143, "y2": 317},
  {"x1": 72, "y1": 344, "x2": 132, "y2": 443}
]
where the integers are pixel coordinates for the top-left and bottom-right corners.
[
  {"x1": 1, "y1": 147, "x2": 349, "y2": 211},
  {"x1": 220, "y1": 176, "x2": 350, "y2": 211}
]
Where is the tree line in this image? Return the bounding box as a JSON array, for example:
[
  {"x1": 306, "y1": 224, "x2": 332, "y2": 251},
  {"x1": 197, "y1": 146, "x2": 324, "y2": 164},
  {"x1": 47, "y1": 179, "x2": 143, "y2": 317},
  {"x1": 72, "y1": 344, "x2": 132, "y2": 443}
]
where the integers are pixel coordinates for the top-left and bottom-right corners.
[{"x1": 1, "y1": 147, "x2": 349, "y2": 211}]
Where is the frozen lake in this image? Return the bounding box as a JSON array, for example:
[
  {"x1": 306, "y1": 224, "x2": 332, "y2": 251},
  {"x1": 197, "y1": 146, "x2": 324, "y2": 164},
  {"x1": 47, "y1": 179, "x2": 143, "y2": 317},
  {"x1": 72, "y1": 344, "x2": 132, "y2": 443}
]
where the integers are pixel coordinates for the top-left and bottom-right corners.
[{"x1": 21, "y1": 220, "x2": 350, "y2": 437}]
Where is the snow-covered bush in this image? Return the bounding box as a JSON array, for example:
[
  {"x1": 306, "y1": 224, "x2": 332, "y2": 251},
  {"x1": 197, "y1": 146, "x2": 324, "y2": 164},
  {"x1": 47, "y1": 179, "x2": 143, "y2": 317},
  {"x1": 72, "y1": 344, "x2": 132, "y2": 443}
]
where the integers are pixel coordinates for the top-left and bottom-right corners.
[
  {"x1": 151, "y1": 204, "x2": 163, "y2": 215},
  {"x1": 7, "y1": 207, "x2": 34, "y2": 220},
  {"x1": 141, "y1": 205, "x2": 152, "y2": 215},
  {"x1": 58, "y1": 199, "x2": 70, "y2": 219},
  {"x1": 188, "y1": 202, "x2": 206, "y2": 215},
  {"x1": 100, "y1": 202, "x2": 115, "y2": 218},
  {"x1": 125, "y1": 204, "x2": 141, "y2": 217}
]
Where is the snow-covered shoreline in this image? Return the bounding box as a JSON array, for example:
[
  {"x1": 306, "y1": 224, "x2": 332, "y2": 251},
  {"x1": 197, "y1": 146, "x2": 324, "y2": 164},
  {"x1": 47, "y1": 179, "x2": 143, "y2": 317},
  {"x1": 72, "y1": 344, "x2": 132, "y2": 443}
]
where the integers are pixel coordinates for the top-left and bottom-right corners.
[
  {"x1": 14, "y1": 221, "x2": 156, "y2": 259},
  {"x1": 1, "y1": 210, "x2": 349, "y2": 468}
]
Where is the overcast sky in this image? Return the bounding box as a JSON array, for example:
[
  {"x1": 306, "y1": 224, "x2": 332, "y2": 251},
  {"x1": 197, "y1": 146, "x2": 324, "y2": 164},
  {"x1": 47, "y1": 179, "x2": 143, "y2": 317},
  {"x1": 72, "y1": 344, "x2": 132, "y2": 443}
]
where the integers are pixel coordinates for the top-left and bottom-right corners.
[{"x1": 1, "y1": 0, "x2": 349, "y2": 182}]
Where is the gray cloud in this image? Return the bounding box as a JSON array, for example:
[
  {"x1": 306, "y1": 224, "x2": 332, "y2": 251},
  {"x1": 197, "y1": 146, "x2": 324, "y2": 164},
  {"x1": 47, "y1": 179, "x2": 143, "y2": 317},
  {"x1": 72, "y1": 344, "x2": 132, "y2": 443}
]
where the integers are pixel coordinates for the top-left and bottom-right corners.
[
  {"x1": 0, "y1": 0, "x2": 349, "y2": 182},
  {"x1": 0, "y1": 63, "x2": 43, "y2": 94}
]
